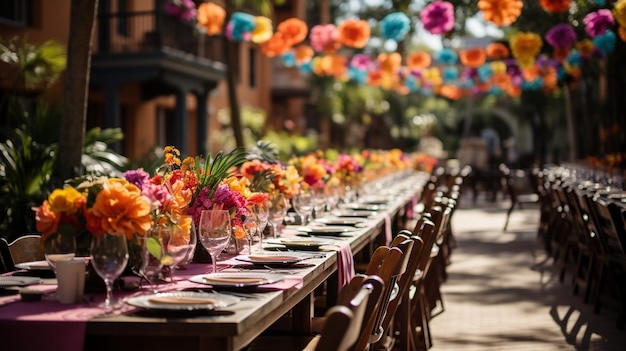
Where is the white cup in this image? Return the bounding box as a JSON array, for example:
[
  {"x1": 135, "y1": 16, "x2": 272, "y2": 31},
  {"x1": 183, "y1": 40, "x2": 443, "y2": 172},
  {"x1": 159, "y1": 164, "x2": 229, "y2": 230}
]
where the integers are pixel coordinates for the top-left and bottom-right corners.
[{"x1": 56, "y1": 259, "x2": 86, "y2": 304}]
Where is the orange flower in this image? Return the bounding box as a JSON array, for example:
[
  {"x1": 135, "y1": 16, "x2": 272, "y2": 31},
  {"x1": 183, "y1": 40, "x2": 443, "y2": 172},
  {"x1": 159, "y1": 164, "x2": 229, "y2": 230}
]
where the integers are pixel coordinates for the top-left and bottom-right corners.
[
  {"x1": 261, "y1": 32, "x2": 291, "y2": 57},
  {"x1": 576, "y1": 39, "x2": 595, "y2": 57},
  {"x1": 197, "y1": 2, "x2": 226, "y2": 35},
  {"x1": 522, "y1": 66, "x2": 540, "y2": 81},
  {"x1": 378, "y1": 52, "x2": 402, "y2": 74},
  {"x1": 90, "y1": 179, "x2": 152, "y2": 240},
  {"x1": 294, "y1": 45, "x2": 314, "y2": 64},
  {"x1": 486, "y1": 43, "x2": 509, "y2": 59},
  {"x1": 406, "y1": 51, "x2": 432, "y2": 69},
  {"x1": 619, "y1": 27, "x2": 626, "y2": 42},
  {"x1": 247, "y1": 192, "x2": 269, "y2": 206},
  {"x1": 277, "y1": 18, "x2": 308, "y2": 46},
  {"x1": 34, "y1": 201, "x2": 60, "y2": 238},
  {"x1": 368, "y1": 70, "x2": 382, "y2": 86},
  {"x1": 478, "y1": 0, "x2": 523, "y2": 27},
  {"x1": 312, "y1": 55, "x2": 347, "y2": 78},
  {"x1": 552, "y1": 46, "x2": 570, "y2": 62},
  {"x1": 539, "y1": 0, "x2": 570, "y2": 13},
  {"x1": 492, "y1": 72, "x2": 512, "y2": 89},
  {"x1": 459, "y1": 48, "x2": 486, "y2": 68},
  {"x1": 438, "y1": 85, "x2": 462, "y2": 100},
  {"x1": 337, "y1": 19, "x2": 371, "y2": 48},
  {"x1": 507, "y1": 85, "x2": 521, "y2": 97}
]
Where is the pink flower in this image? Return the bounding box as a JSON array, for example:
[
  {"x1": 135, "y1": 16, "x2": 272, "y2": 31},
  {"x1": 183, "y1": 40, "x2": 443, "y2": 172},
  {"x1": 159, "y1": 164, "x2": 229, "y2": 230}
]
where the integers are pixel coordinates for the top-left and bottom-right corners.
[
  {"x1": 310, "y1": 24, "x2": 340, "y2": 53},
  {"x1": 350, "y1": 53, "x2": 371, "y2": 70},
  {"x1": 584, "y1": 9, "x2": 615, "y2": 37},
  {"x1": 420, "y1": 1, "x2": 455, "y2": 35}
]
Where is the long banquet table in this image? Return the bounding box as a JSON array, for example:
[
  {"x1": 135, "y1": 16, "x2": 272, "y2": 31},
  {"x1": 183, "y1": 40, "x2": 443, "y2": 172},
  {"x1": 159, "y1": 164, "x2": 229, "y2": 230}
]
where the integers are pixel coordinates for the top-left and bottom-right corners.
[{"x1": 0, "y1": 171, "x2": 428, "y2": 351}]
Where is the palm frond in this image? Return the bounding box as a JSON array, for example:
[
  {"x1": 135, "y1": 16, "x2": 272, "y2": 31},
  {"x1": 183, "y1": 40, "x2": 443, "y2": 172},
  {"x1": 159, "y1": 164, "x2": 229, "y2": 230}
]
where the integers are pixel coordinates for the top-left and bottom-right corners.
[
  {"x1": 247, "y1": 140, "x2": 280, "y2": 163},
  {"x1": 195, "y1": 147, "x2": 248, "y2": 198}
]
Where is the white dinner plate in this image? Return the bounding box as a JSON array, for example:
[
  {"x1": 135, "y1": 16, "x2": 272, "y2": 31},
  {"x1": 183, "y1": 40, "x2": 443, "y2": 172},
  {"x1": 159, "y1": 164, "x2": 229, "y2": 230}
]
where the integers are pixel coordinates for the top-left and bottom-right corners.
[
  {"x1": 332, "y1": 210, "x2": 377, "y2": 218},
  {"x1": 125, "y1": 291, "x2": 239, "y2": 311},
  {"x1": 297, "y1": 226, "x2": 355, "y2": 236},
  {"x1": 0, "y1": 276, "x2": 41, "y2": 288},
  {"x1": 189, "y1": 273, "x2": 285, "y2": 288},
  {"x1": 235, "y1": 254, "x2": 304, "y2": 266},
  {"x1": 314, "y1": 218, "x2": 365, "y2": 226},
  {"x1": 14, "y1": 260, "x2": 51, "y2": 271},
  {"x1": 275, "y1": 238, "x2": 331, "y2": 251}
]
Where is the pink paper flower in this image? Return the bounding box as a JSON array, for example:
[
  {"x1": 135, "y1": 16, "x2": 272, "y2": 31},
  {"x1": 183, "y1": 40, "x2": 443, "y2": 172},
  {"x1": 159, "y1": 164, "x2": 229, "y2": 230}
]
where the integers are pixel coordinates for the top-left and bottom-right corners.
[
  {"x1": 584, "y1": 9, "x2": 615, "y2": 37},
  {"x1": 420, "y1": 1, "x2": 455, "y2": 35},
  {"x1": 309, "y1": 24, "x2": 341, "y2": 53}
]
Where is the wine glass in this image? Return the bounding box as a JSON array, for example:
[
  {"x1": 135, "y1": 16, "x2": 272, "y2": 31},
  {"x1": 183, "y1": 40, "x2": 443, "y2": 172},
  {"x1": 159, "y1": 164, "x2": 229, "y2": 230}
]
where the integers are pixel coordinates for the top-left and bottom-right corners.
[
  {"x1": 268, "y1": 193, "x2": 289, "y2": 237},
  {"x1": 292, "y1": 192, "x2": 315, "y2": 225},
  {"x1": 251, "y1": 201, "x2": 269, "y2": 253},
  {"x1": 179, "y1": 220, "x2": 197, "y2": 267},
  {"x1": 198, "y1": 210, "x2": 232, "y2": 273},
  {"x1": 43, "y1": 231, "x2": 76, "y2": 274},
  {"x1": 139, "y1": 226, "x2": 167, "y2": 292},
  {"x1": 164, "y1": 221, "x2": 196, "y2": 282},
  {"x1": 90, "y1": 233, "x2": 129, "y2": 308},
  {"x1": 241, "y1": 212, "x2": 258, "y2": 255}
]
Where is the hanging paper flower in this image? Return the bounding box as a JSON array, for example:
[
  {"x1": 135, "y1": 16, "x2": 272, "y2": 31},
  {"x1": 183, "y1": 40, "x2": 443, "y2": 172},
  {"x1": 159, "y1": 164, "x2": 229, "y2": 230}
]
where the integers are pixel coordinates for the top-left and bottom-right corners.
[
  {"x1": 294, "y1": 45, "x2": 314, "y2": 65},
  {"x1": 420, "y1": 1, "x2": 455, "y2": 35},
  {"x1": 539, "y1": 0, "x2": 570, "y2": 13},
  {"x1": 227, "y1": 12, "x2": 256, "y2": 42},
  {"x1": 299, "y1": 61, "x2": 313, "y2": 75},
  {"x1": 349, "y1": 67, "x2": 368, "y2": 84},
  {"x1": 281, "y1": 51, "x2": 296, "y2": 67},
  {"x1": 251, "y1": 16, "x2": 273, "y2": 44},
  {"x1": 337, "y1": 19, "x2": 371, "y2": 48},
  {"x1": 443, "y1": 66, "x2": 459, "y2": 82},
  {"x1": 312, "y1": 55, "x2": 348, "y2": 78},
  {"x1": 368, "y1": 70, "x2": 383, "y2": 87},
  {"x1": 509, "y1": 32, "x2": 542, "y2": 66},
  {"x1": 438, "y1": 85, "x2": 463, "y2": 100},
  {"x1": 614, "y1": 0, "x2": 626, "y2": 28},
  {"x1": 522, "y1": 66, "x2": 540, "y2": 82},
  {"x1": 552, "y1": 47, "x2": 571, "y2": 62},
  {"x1": 478, "y1": 0, "x2": 523, "y2": 27},
  {"x1": 566, "y1": 50, "x2": 582, "y2": 66},
  {"x1": 378, "y1": 52, "x2": 402, "y2": 74},
  {"x1": 486, "y1": 43, "x2": 510, "y2": 59},
  {"x1": 491, "y1": 61, "x2": 507, "y2": 74},
  {"x1": 164, "y1": 0, "x2": 197, "y2": 21},
  {"x1": 576, "y1": 39, "x2": 596, "y2": 58},
  {"x1": 492, "y1": 72, "x2": 512, "y2": 90},
  {"x1": 350, "y1": 53, "x2": 372, "y2": 71},
  {"x1": 310, "y1": 24, "x2": 341, "y2": 53},
  {"x1": 197, "y1": 2, "x2": 226, "y2": 35},
  {"x1": 436, "y1": 48, "x2": 458, "y2": 64},
  {"x1": 545, "y1": 23, "x2": 577, "y2": 49},
  {"x1": 478, "y1": 64, "x2": 494, "y2": 82},
  {"x1": 277, "y1": 18, "x2": 308, "y2": 46},
  {"x1": 584, "y1": 9, "x2": 615, "y2": 37},
  {"x1": 406, "y1": 51, "x2": 432, "y2": 69},
  {"x1": 423, "y1": 67, "x2": 443, "y2": 86},
  {"x1": 459, "y1": 48, "x2": 486, "y2": 68},
  {"x1": 619, "y1": 26, "x2": 626, "y2": 42},
  {"x1": 260, "y1": 32, "x2": 291, "y2": 57},
  {"x1": 380, "y1": 12, "x2": 411, "y2": 41},
  {"x1": 593, "y1": 29, "x2": 617, "y2": 55}
]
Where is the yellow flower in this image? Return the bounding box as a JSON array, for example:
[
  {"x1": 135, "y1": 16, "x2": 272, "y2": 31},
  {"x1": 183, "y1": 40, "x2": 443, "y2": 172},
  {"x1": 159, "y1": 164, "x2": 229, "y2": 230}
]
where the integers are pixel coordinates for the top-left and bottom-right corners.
[
  {"x1": 252, "y1": 16, "x2": 273, "y2": 44},
  {"x1": 614, "y1": 0, "x2": 626, "y2": 28},
  {"x1": 91, "y1": 179, "x2": 152, "y2": 240},
  {"x1": 223, "y1": 176, "x2": 252, "y2": 199},
  {"x1": 510, "y1": 32, "x2": 542, "y2": 64},
  {"x1": 48, "y1": 187, "x2": 84, "y2": 215}
]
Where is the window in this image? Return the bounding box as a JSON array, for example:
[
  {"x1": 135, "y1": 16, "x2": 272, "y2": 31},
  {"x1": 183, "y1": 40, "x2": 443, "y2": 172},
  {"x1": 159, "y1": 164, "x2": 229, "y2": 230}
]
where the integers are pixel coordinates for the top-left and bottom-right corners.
[
  {"x1": 248, "y1": 47, "x2": 256, "y2": 88},
  {"x1": 0, "y1": 0, "x2": 32, "y2": 27}
]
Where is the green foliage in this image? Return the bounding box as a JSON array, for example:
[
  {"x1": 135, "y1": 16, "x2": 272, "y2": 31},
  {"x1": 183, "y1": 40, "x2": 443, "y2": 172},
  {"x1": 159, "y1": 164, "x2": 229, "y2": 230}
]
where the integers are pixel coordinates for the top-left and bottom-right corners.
[{"x1": 194, "y1": 147, "x2": 248, "y2": 199}]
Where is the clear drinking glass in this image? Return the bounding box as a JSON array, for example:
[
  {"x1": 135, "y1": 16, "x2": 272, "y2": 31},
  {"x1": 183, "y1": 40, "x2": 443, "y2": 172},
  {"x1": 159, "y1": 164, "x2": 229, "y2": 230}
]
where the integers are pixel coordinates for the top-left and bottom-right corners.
[
  {"x1": 198, "y1": 210, "x2": 232, "y2": 273},
  {"x1": 140, "y1": 226, "x2": 167, "y2": 292},
  {"x1": 44, "y1": 231, "x2": 76, "y2": 274},
  {"x1": 163, "y1": 220, "x2": 196, "y2": 282},
  {"x1": 252, "y1": 201, "x2": 269, "y2": 253},
  {"x1": 292, "y1": 192, "x2": 315, "y2": 225},
  {"x1": 268, "y1": 193, "x2": 289, "y2": 237},
  {"x1": 90, "y1": 233, "x2": 129, "y2": 308}
]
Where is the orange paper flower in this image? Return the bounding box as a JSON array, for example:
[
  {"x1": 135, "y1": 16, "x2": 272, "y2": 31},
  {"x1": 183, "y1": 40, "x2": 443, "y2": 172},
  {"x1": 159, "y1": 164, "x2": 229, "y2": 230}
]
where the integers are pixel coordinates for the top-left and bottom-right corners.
[
  {"x1": 406, "y1": 51, "x2": 432, "y2": 69},
  {"x1": 576, "y1": 39, "x2": 595, "y2": 57},
  {"x1": 261, "y1": 32, "x2": 291, "y2": 57},
  {"x1": 378, "y1": 52, "x2": 402, "y2": 74},
  {"x1": 485, "y1": 43, "x2": 510, "y2": 59},
  {"x1": 337, "y1": 19, "x2": 371, "y2": 48},
  {"x1": 478, "y1": 0, "x2": 523, "y2": 27},
  {"x1": 619, "y1": 27, "x2": 626, "y2": 42},
  {"x1": 197, "y1": 2, "x2": 226, "y2": 35},
  {"x1": 294, "y1": 45, "x2": 314, "y2": 64},
  {"x1": 459, "y1": 48, "x2": 486, "y2": 68},
  {"x1": 539, "y1": 0, "x2": 570, "y2": 13},
  {"x1": 438, "y1": 85, "x2": 462, "y2": 100},
  {"x1": 277, "y1": 18, "x2": 308, "y2": 46}
]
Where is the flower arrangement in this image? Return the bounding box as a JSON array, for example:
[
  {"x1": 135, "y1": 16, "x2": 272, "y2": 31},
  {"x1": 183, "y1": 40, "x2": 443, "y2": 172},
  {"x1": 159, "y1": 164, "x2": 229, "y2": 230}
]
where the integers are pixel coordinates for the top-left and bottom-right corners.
[{"x1": 289, "y1": 152, "x2": 334, "y2": 190}]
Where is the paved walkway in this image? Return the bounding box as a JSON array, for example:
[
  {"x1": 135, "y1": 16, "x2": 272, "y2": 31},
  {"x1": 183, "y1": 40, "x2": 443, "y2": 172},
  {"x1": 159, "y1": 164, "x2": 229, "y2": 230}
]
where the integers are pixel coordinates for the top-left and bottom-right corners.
[{"x1": 428, "y1": 195, "x2": 626, "y2": 351}]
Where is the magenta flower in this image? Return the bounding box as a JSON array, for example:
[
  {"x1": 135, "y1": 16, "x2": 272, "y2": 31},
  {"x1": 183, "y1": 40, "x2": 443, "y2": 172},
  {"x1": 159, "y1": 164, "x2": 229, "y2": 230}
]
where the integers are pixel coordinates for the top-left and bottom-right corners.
[
  {"x1": 420, "y1": 1, "x2": 455, "y2": 35},
  {"x1": 583, "y1": 9, "x2": 615, "y2": 37},
  {"x1": 350, "y1": 53, "x2": 372, "y2": 70},
  {"x1": 123, "y1": 168, "x2": 150, "y2": 190},
  {"x1": 544, "y1": 23, "x2": 577, "y2": 48}
]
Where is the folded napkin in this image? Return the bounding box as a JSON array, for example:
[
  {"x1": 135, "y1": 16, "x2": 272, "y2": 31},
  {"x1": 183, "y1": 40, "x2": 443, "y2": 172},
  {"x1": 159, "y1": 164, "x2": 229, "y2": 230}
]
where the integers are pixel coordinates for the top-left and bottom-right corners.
[
  {"x1": 248, "y1": 255, "x2": 299, "y2": 261},
  {"x1": 334, "y1": 241, "x2": 355, "y2": 293},
  {"x1": 148, "y1": 296, "x2": 218, "y2": 305},
  {"x1": 203, "y1": 276, "x2": 268, "y2": 284}
]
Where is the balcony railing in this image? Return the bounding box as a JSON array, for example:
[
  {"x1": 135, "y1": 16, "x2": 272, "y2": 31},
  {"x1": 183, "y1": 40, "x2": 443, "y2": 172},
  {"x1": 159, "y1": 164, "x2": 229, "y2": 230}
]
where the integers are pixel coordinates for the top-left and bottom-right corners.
[{"x1": 95, "y1": 10, "x2": 224, "y2": 63}]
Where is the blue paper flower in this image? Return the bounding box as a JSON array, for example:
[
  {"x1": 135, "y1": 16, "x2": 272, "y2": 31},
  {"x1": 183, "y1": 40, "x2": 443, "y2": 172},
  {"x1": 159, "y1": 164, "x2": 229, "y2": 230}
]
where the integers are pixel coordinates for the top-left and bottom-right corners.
[
  {"x1": 299, "y1": 61, "x2": 313, "y2": 75},
  {"x1": 404, "y1": 75, "x2": 420, "y2": 92},
  {"x1": 282, "y1": 51, "x2": 296, "y2": 67},
  {"x1": 436, "y1": 48, "x2": 458, "y2": 64},
  {"x1": 380, "y1": 12, "x2": 411, "y2": 42},
  {"x1": 228, "y1": 12, "x2": 256, "y2": 42},
  {"x1": 443, "y1": 66, "x2": 459, "y2": 82},
  {"x1": 593, "y1": 29, "x2": 616, "y2": 56},
  {"x1": 477, "y1": 64, "x2": 493, "y2": 82},
  {"x1": 348, "y1": 67, "x2": 368, "y2": 84}
]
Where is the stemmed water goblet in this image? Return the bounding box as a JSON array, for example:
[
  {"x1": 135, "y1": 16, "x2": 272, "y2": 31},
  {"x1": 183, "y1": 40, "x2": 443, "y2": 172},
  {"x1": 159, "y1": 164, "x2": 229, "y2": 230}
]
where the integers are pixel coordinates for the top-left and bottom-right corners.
[
  {"x1": 90, "y1": 233, "x2": 129, "y2": 308},
  {"x1": 163, "y1": 220, "x2": 196, "y2": 282},
  {"x1": 268, "y1": 193, "x2": 289, "y2": 237},
  {"x1": 139, "y1": 226, "x2": 167, "y2": 293},
  {"x1": 292, "y1": 192, "x2": 314, "y2": 225},
  {"x1": 251, "y1": 201, "x2": 269, "y2": 253},
  {"x1": 198, "y1": 210, "x2": 232, "y2": 273}
]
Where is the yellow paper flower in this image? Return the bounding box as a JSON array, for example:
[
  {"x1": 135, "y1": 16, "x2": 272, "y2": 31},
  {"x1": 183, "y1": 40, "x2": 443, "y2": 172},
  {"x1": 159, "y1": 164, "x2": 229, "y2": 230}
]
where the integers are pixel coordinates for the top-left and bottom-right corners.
[
  {"x1": 509, "y1": 32, "x2": 542, "y2": 65},
  {"x1": 490, "y1": 61, "x2": 507, "y2": 74},
  {"x1": 251, "y1": 16, "x2": 273, "y2": 44},
  {"x1": 47, "y1": 187, "x2": 84, "y2": 215},
  {"x1": 614, "y1": 0, "x2": 626, "y2": 28}
]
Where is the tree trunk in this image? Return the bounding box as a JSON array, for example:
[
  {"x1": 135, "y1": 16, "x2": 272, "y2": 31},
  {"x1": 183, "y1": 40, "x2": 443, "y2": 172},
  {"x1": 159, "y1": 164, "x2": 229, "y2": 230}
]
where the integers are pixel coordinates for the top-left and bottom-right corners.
[
  {"x1": 55, "y1": 0, "x2": 98, "y2": 181},
  {"x1": 225, "y1": 38, "x2": 244, "y2": 148}
]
